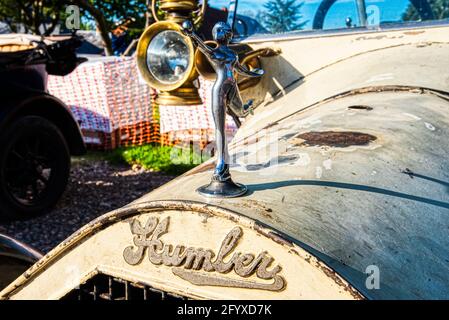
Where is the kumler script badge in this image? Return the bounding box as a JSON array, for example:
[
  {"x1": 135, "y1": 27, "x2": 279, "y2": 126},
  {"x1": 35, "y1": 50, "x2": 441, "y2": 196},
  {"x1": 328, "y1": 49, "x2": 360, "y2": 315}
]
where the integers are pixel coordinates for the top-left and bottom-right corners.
[{"x1": 123, "y1": 216, "x2": 286, "y2": 291}]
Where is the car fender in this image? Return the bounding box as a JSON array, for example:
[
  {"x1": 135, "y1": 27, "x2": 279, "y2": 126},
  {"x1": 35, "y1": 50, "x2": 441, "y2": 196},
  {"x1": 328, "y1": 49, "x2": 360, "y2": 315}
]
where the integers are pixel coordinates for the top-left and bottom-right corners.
[{"x1": 0, "y1": 92, "x2": 86, "y2": 156}]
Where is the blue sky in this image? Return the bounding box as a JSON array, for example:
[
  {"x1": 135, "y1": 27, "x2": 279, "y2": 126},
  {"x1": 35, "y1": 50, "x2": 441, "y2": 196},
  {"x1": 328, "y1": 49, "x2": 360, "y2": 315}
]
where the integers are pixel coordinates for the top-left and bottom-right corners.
[{"x1": 209, "y1": 0, "x2": 414, "y2": 30}]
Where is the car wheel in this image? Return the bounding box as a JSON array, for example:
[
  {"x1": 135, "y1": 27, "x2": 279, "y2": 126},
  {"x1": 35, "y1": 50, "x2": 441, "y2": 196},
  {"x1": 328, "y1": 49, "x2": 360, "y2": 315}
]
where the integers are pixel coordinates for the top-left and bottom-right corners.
[{"x1": 0, "y1": 116, "x2": 70, "y2": 219}]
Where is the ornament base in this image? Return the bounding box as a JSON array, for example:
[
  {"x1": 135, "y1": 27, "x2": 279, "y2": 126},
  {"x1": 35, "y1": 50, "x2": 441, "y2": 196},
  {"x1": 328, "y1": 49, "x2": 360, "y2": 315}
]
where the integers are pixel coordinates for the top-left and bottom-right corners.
[{"x1": 196, "y1": 180, "x2": 247, "y2": 198}]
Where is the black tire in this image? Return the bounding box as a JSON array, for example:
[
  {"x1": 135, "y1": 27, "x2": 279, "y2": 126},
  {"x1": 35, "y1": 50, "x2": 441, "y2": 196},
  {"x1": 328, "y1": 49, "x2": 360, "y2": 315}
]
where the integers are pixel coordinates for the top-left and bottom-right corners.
[{"x1": 0, "y1": 116, "x2": 70, "y2": 220}]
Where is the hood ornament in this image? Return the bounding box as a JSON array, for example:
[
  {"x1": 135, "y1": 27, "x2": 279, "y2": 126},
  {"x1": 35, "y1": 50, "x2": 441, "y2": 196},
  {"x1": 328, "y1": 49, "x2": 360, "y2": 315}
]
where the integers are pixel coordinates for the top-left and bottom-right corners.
[{"x1": 181, "y1": 20, "x2": 264, "y2": 198}]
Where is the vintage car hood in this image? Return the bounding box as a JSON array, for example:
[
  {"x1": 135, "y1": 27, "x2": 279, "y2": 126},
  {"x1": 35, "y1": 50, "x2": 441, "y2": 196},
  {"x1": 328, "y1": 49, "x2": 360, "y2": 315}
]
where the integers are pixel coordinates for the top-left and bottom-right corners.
[
  {"x1": 134, "y1": 88, "x2": 449, "y2": 300},
  {"x1": 132, "y1": 39, "x2": 449, "y2": 299}
]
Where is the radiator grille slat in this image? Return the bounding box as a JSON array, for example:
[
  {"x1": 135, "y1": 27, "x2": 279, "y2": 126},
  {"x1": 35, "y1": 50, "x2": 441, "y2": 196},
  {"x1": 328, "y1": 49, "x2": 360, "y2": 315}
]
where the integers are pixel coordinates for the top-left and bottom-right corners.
[{"x1": 62, "y1": 273, "x2": 188, "y2": 301}]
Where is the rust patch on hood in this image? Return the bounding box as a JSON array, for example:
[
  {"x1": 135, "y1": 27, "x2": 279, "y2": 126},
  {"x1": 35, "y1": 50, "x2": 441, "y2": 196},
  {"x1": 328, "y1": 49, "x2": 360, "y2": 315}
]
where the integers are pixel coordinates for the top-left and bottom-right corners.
[
  {"x1": 293, "y1": 131, "x2": 377, "y2": 148},
  {"x1": 315, "y1": 261, "x2": 365, "y2": 300}
]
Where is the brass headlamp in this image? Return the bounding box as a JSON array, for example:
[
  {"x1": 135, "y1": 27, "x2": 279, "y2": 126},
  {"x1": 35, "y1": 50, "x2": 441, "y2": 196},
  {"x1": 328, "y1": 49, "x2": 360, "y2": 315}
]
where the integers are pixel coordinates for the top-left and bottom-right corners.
[
  {"x1": 137, "y1": 0, "x2": 206, "y2": 105},
  {"x1": 137, "y1": 21, "x2": 199, "y2": 105},
  {"x1": 137, "y1": 0, "x2": 280, "y2": 106}
]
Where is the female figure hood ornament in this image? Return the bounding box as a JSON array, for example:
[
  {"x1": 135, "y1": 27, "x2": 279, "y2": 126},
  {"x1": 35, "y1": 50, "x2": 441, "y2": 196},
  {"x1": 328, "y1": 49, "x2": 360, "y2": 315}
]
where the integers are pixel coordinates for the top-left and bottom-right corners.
[{"x1": 181, "y1": 20, "x2": 264, "y2": 198}]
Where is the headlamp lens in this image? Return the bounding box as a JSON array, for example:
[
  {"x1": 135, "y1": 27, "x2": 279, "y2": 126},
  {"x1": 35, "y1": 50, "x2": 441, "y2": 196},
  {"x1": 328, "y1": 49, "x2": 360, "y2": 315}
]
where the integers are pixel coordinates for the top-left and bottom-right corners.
[{"x1": 146, "y1": 30, "x2": 190, "y2": 85}]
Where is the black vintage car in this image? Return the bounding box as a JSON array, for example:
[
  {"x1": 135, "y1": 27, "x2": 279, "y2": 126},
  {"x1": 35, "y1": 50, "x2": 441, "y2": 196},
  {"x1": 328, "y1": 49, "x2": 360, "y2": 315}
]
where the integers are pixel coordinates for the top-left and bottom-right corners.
[{"x1": 0, "y1": 35, "x2": 86, "y2": 219}]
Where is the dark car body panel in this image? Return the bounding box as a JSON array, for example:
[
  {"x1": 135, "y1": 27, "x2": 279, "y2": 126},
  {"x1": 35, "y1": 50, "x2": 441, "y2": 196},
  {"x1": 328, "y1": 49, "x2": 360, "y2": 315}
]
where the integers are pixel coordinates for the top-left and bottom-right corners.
[
  {"x1": 0, "y1": 233, "x2": 42, "y2": 290},
  {"x1": 0, "y1": 64, "x2": 86, "y2": 156}
]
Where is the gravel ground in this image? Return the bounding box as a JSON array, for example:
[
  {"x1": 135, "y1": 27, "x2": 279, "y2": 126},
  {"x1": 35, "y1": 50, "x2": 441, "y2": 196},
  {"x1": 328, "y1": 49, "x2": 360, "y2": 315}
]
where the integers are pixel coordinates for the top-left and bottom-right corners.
[{"x1": 0, "y1": 159, "x2": 176, "y2": 254}]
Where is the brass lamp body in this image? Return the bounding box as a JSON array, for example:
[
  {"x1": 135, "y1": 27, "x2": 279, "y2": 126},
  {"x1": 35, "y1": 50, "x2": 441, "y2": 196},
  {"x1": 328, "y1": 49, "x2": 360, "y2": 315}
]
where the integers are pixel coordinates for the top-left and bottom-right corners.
[
  {"x1": 151, "y1": 0, "x2": 206, "y2": 25},
  {"x1": 142, "y1": 0, "x2": 207, "y2": 105},
  {"x1": 138, "y1": 0, "x2": 279, "y2": 106},
  {"x1": 136, "y1": 21, "x2": 199, "y2": 105}
]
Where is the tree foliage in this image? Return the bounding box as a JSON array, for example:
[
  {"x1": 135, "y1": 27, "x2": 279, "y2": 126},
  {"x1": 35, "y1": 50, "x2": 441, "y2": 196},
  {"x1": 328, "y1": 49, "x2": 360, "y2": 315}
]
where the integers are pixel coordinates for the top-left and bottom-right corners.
[
  {"x1": 73, "y1": 0, "x2": 148, "y2": 33},
  {"x1": 261, "y1": 0, "x2": 307, "y2": 33},
  {"x1": 0, "y1": 0, "x2": 64, "y2": 35},
  {"x1": 402, "y1": 0, "x2": 449, "y2": 21},
  {"x1": 73, "y1": 0, "x2": 149, "y2": 55},
  {"x1": 0, "y1": 0, "x2": 150, "y2": 55}
]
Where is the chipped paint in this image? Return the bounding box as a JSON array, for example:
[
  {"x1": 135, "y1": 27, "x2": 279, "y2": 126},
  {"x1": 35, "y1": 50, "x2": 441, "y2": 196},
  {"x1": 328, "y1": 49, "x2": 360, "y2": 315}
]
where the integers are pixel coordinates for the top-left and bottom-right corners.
[
  {"x1": 355, "y1": 35, "x2": 404, "y2": 41},
  {"x1": 416, "y1": 42, "x2": 434, "y2": 48},
  {"x1": 237, "y1": 199, "x2": 275, "y2": 219},
  {"x1": 313, "y1": 260, "x2": 364, "y2": 300},
  {"x1": 294, "y1": 153, "x2": 311, "y2": 167},
  {"x1": 323, "y1": 159, "x2": 332, "y2": 170},
  {"x1": 315, "y1": 166, "x2": 323, "y2": 179},
  {"x1": 424, "y1": 122, "x2": 436, "y2": 131}
]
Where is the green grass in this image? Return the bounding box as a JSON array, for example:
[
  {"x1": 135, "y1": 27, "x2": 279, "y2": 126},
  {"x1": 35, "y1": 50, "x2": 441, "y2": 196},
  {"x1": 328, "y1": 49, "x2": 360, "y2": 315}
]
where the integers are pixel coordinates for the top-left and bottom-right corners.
[{"x1": 76, "y1": 144, "x2": 210, "y2": 175}]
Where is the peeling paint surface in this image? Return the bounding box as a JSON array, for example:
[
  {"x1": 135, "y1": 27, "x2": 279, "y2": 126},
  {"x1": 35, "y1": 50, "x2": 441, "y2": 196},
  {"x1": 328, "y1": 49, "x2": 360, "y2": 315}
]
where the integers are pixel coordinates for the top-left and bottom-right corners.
[{"x1": 135, "y1": 90, "x2": 449, "y2": 300}]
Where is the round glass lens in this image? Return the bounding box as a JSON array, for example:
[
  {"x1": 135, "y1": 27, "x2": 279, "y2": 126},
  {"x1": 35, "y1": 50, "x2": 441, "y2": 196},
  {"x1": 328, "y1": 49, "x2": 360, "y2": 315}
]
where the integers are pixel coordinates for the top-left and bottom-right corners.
[{"x1": 146, "y1": 30, "x2": 190, "y2": 84}]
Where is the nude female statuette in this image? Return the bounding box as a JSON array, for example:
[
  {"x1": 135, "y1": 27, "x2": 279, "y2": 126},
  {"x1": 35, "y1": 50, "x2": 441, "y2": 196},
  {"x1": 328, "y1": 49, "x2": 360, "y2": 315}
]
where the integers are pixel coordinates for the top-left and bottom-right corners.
[{"x1": 181, "y1": 20, "x2": 264, "y2": 198}]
